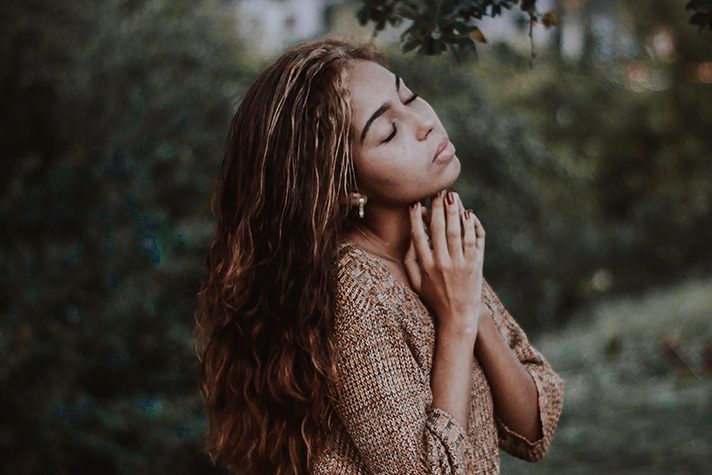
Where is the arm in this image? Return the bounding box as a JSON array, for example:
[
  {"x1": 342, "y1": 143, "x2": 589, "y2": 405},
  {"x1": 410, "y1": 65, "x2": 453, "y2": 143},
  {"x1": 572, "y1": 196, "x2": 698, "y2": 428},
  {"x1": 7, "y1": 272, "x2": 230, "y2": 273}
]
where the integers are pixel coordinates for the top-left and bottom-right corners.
[
  {"x1": 332, "y1": 276, "x2": 477, "y2": 474},
  {"x1": 475, "y1": 306, "x2": 542, "y2": 441},
  {"x1": 475, "y1": 277, "x2": 565, "y2": 462},
  {"x1": 432, "y1": 321, "x2": 479, "y2": 431}
]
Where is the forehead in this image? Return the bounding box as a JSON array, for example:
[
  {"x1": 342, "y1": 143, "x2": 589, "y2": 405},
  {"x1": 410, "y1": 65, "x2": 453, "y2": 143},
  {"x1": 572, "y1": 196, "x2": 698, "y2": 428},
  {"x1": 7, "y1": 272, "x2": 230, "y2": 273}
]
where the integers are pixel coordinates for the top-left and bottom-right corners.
[
  {"x1": 347, "y1": 60, "x2": 396, "y2": 119},
  {"x1": 347, "y1": 60, "x2": 393, "y2": 88}
]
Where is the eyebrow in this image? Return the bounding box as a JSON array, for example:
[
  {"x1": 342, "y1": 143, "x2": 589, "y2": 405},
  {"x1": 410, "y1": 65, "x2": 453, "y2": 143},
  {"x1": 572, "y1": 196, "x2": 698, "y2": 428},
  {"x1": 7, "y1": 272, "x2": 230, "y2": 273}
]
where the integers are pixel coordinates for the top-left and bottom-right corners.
[{"x1": 360, "y1": 74, "x2": 401, "y2": 144}]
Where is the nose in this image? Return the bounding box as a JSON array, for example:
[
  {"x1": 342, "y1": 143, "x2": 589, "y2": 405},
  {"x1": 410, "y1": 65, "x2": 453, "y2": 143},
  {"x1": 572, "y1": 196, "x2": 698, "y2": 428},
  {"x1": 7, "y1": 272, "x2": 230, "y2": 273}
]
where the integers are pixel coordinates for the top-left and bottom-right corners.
[{"x1": 410, "y1": 109, "x2": 435, "y2": 141}]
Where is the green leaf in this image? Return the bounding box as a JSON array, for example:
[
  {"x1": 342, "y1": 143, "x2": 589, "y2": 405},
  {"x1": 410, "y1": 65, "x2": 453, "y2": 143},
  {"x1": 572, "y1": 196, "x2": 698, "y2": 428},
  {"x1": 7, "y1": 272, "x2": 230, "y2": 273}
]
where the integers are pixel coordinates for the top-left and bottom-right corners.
[
  {"x1": 689, "y1": 12, "x2": 712, "y2": 29},
  {"x1": 357, "y1": 6, "x2": 370, "y2": 26}
]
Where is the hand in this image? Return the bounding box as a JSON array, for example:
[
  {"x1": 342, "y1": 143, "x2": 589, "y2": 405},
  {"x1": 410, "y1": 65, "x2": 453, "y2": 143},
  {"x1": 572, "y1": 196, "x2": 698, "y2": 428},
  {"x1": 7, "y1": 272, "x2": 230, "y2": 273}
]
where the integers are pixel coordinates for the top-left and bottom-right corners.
[
  {"x1": 416, "y1": 196, "x2": 468, "y2": 252},
  {"x1": 405, "y1": 189, "x2": 486, "y2": 333}
]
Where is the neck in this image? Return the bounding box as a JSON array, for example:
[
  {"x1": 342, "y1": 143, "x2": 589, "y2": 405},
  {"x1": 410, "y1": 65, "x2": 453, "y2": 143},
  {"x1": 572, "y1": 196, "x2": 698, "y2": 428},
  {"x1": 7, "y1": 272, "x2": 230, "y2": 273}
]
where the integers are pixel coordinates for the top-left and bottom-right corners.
[{"x1": 345, "y1": 201, "x2": 412, "y2": 263}]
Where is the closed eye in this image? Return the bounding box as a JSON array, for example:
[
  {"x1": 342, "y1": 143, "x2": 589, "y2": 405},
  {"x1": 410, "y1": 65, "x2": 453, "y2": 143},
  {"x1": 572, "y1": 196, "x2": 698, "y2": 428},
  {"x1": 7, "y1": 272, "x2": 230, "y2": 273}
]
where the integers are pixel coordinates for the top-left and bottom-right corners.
[
  {"x1": 404, "y1": 93, "x2": 418, "y2": 105},
  {"x1": 382, "y1": 93, "x2": 419, "y2": 144}
]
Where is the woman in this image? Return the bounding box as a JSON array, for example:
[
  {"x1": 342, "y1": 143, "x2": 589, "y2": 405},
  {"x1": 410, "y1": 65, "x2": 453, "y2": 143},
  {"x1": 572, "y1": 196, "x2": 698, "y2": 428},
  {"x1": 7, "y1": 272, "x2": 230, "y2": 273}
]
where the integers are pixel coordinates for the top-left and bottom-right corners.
[{"x1": 193, "y1": 37, "x2": 564, "y2": 475}]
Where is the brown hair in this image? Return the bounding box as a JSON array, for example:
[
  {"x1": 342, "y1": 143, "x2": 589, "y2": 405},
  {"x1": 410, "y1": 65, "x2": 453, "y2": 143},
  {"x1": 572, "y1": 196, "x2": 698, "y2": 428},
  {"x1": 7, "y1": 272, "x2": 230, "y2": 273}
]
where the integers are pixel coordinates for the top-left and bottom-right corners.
[{"x1": 193, "y1": 37, "x2": 385, "y2": 474}]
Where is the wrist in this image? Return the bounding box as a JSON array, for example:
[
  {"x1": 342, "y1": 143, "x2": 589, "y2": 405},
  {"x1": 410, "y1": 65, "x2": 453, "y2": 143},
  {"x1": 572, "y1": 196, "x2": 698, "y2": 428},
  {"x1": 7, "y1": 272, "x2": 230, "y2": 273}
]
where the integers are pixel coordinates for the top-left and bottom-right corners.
[
  {"x1": 474, "y1": 309, "x2": 498, "y2": 355},
  {"x1": 437, "y1": 317, "x2": 479, "y2": 341}
]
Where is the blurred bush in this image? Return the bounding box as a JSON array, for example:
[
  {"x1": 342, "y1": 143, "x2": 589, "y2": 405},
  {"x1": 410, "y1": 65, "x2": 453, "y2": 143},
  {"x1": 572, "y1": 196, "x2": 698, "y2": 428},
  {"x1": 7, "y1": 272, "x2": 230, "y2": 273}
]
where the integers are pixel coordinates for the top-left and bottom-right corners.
[
  {"x1": 502, "y1": 275, "x2": 712, "y2": 473},
  {"x1": 0, "y1": 0, "x2": 246, "y2": 473}
]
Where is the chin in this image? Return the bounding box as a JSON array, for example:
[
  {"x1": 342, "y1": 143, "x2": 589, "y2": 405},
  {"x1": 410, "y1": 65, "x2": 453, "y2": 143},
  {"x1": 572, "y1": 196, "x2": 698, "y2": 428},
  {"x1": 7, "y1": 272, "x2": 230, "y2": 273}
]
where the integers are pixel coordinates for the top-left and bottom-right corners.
[
  {"x1": 428, "y1": 156, "x2": 461, "y2": 196},
  {"x1": 445, "y1": 155, "x2": 461, "y2": 182}
]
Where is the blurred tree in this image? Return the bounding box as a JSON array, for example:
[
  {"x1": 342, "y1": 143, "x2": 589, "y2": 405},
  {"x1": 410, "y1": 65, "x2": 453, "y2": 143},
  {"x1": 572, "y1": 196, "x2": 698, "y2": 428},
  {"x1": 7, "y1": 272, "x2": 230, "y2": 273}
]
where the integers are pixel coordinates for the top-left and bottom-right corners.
[
  {"x1": 355, "y1": 0, "x2": 556, "y2": 59},
  {"x1": 0, "y1": 0, "x2": 246, "y2": 472},
  {"x1": 687, "y1": 0, "x2": 712, "y2": 30},
  {"x1": 386, "y1": 50, "x2": 596, "y2": 329},
  {"x1": 375, "y1": 0, "x2": 712, "y2": 329},
  {"x1": 357, "y1": 0, "x2": 710, "y2": 59},
  {"x1": 469, "y1": 0, "x2": 712, "y2": 310}
]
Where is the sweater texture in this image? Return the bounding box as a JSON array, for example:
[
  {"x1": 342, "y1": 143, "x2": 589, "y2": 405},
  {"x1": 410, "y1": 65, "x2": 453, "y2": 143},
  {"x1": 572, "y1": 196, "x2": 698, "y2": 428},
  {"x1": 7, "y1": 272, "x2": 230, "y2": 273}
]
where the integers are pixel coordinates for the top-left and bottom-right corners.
[{"x1": 310, "y1": 241, "x2": 564, "y2": 474}]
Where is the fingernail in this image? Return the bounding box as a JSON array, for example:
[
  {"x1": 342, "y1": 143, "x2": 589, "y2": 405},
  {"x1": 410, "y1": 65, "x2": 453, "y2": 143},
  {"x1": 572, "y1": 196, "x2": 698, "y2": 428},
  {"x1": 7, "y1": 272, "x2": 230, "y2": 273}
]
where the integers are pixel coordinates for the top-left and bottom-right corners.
[{"x1": 446, "y1": 191, "x2": 454, "y2": 205}]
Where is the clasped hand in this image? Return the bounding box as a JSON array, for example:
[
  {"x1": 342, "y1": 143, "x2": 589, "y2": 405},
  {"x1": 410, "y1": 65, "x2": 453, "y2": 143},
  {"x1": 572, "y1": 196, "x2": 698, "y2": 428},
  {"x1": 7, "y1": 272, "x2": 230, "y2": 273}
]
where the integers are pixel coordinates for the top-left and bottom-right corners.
[{"x1": 404, "y1": 189, "x2": 486, "y2": 334}]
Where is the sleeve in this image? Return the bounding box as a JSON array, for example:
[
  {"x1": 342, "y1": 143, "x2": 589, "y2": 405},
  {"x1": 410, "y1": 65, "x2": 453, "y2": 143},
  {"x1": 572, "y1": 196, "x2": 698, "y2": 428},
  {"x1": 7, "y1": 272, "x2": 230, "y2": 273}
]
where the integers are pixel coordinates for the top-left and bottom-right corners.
[
  {"x1": 480, "y1": 277, "x2": 565, "y2": 462},
  {"x1": 331, "y1": 272, "x2": 477, "y2": 475}
]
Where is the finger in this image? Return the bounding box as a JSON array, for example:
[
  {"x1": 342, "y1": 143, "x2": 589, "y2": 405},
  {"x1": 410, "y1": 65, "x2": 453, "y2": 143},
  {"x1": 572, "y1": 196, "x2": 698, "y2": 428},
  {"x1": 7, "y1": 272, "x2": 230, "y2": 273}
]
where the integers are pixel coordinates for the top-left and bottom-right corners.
[
  {"x1": 445, "y1": 190, "x2": 463, "y2": 261},
  {"x1": 469, "y1": 209, "x2": 486, "y2": 264},
  {"x1": 462, "y1": 208, "x2": 477, "y2": 260},
  {"x1": 456, "y1": 194, "x2": 465, "y2": 214},
  {"x1": 456, "y1": 193, "x2": 466, "y2": 246},
  {"x1": 403, "y1": 240, "x2": 421, "y2": 292},
  {"x1": 409, "y1": 201, "x2": 433, "y2": 268},
  {"x1": 420, "y1": 206, "x2": 432, "y2": 249},
  {"x1": 429, "y1": 189, "x2": 448, "y2": 264},
  {"x1": 472, "y1": 211, "x2": 485, "y2": 249},
  {"x1": 420, "y1": 205, "x2": 431, "y2": 226}
]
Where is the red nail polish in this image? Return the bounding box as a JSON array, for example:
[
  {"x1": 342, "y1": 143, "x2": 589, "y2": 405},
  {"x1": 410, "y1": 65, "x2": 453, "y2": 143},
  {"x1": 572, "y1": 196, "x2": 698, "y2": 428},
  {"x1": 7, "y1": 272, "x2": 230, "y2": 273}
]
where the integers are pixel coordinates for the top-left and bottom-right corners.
[{"x1": 446, "y1": 191, "x2": 454, "y2": 205}]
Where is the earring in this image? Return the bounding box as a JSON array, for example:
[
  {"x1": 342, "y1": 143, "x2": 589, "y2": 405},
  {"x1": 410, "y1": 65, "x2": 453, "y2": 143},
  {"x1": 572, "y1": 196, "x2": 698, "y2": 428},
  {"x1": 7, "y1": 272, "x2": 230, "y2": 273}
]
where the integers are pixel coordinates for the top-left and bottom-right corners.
[
  {"x1": 348, "y1": 191, "x2": 368, "y2": 218},
  {"x1": 357, "y1": 196, "x2": 366, "y2": 218}
]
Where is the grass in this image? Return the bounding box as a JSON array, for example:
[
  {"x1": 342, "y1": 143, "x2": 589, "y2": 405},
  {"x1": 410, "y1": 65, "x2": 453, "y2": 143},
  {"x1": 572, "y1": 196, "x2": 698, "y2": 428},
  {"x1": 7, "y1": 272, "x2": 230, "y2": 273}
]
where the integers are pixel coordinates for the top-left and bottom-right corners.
[{"x1": 501, "y1": 274, "x2": 712, "y2": 474}]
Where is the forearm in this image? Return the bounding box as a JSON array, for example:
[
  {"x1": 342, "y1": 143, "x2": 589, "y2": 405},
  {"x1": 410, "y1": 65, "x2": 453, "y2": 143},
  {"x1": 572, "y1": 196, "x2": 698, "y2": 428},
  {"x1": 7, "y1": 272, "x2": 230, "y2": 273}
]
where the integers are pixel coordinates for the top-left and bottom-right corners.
[
  {"x1": 475, "y1": 311, "x2": 543, "y2": 441},
  {"x1": 431, "y1": 321, "x2": 478, "y2": 429}
]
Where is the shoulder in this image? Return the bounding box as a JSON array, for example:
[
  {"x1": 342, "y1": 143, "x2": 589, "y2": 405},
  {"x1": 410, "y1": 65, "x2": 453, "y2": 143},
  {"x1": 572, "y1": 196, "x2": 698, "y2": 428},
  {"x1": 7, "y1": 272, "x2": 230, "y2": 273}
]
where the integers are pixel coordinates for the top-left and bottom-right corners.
[
  {"x1": 332, "y1": 242, "x2": 396, "y2": 332},
  {"x1": 334, "y1": 242, "x2": 392, "y2": 300}
]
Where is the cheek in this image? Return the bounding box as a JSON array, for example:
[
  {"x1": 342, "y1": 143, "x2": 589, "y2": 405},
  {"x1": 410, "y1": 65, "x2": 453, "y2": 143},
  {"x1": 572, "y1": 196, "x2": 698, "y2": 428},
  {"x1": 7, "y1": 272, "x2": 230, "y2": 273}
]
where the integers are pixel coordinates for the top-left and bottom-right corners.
[{"x1": 354, "y1": 148, "x2": 409, "y2": 190}]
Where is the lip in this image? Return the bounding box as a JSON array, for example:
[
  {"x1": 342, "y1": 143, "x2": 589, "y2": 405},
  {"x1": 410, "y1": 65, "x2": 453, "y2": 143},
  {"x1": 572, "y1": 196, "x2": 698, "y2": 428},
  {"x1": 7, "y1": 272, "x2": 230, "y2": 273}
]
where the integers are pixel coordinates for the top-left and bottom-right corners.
[{"x1": 432, "y1": 136, "x2": 456, "y2": 163}]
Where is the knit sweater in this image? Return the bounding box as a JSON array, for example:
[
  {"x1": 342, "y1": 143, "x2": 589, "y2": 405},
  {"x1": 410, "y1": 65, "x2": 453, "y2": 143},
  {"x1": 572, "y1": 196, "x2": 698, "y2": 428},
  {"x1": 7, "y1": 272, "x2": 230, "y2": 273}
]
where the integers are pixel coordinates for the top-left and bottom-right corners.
[{"x1": 310, "y1": 241, "x2": 564, "y2": 475}]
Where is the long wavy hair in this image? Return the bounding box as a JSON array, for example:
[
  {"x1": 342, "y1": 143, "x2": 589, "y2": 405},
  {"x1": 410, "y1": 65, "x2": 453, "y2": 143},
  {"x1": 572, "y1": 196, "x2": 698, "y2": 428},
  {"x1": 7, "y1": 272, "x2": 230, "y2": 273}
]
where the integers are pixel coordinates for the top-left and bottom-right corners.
[{"x1": 193, "y1": 37, "x2": 385, "y2": 474}]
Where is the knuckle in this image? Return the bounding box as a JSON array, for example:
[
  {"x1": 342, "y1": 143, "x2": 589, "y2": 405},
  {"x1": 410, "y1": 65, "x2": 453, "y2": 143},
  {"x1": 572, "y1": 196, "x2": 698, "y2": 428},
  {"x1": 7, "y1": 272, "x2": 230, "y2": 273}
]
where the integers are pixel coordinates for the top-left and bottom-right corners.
[{"x1": 436, "y1": 260, "x2": 452, "y2": 272}]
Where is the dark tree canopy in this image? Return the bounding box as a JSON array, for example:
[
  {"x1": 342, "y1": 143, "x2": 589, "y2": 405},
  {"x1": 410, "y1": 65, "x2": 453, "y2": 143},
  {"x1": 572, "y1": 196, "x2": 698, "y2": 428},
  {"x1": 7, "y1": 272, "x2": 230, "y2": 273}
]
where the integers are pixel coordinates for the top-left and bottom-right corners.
[{"x1": 356, "y1": 0, "x2": 710, "y2": 60}]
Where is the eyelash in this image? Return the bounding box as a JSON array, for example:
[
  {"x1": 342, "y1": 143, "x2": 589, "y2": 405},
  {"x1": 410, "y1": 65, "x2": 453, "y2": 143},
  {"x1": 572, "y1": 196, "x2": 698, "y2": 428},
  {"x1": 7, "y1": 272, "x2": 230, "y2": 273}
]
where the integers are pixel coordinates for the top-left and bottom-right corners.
[{"x1": 383, "y1": 93, "x2": 419, "y2": 143}]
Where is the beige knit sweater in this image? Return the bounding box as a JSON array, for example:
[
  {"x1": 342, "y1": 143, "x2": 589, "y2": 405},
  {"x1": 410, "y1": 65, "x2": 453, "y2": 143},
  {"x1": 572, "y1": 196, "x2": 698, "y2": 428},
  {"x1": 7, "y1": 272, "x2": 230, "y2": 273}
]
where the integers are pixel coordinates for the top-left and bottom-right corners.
[{"x1": 310, "y1": 241, "x2": 564, "y2": 474}]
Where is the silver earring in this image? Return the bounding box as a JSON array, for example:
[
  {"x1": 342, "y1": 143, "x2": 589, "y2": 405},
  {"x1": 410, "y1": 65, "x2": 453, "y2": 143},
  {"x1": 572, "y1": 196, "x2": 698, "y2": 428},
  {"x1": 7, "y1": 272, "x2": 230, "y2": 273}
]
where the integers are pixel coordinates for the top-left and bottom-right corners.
[{"x1": 357, "y1": 196, "x2": 366, "y2": 218}]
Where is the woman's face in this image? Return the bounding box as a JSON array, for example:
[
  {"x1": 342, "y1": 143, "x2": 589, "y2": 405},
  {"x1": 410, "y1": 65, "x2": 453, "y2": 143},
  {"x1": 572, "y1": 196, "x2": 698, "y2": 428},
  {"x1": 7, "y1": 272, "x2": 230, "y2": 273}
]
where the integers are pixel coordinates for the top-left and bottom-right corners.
[{"x1": 346, "y1": 60, "x2": 460, "y2": 207}]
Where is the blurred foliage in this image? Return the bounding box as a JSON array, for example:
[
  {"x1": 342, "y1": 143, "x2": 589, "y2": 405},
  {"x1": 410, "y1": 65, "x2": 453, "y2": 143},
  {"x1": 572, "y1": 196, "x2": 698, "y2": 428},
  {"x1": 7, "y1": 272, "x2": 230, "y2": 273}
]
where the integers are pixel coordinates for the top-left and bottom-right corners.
[
  {"x1": 385, "y1": 52, "x2": 583, "y2": 328},
  {"x1": 357, "y1": 0, "x2": 711, "y2": 59},
  {"x1": 502, "y1": 275, "x2": 712, "y2": 473},
  {"x1": 687, "y1": 0, "x2": 712, "y2": 30},
  {"x1": 1, "y1": 0, "x2": 712, "y2": 472},
  {"x1": 356, "y1": 0, "x2": 558, "y2": 59},
  {"x1": 383, "y1": 0, "x2": 712, "y2": 330},
  {"x1": 0, "y1": 0, "x2": 244, "y2": 473}
]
